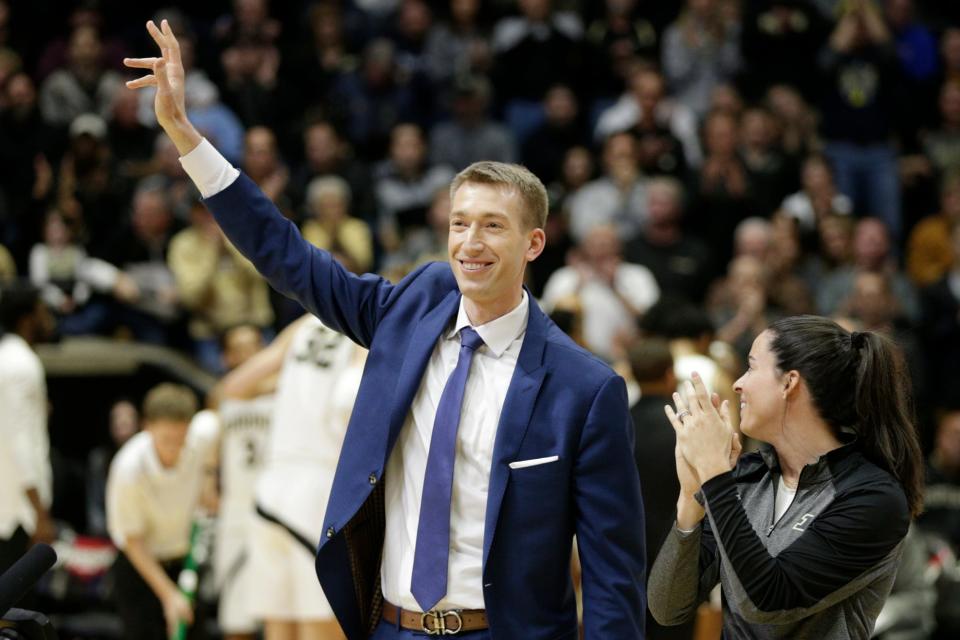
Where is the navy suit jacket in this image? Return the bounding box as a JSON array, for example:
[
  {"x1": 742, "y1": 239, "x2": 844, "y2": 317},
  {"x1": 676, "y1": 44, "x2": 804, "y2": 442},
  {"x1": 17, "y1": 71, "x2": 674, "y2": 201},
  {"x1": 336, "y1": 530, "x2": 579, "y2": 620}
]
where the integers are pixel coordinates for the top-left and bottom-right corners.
[{"x1": 205, "y1": 174, "x2": 647, "y2": 639}]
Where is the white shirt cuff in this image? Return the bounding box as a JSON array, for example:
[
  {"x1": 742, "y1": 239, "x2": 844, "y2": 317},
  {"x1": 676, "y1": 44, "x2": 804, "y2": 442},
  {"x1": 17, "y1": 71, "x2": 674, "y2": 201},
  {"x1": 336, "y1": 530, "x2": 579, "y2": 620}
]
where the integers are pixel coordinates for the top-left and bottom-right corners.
[{"x1": 178, "y1": 138, "x2": 240, "y2": 199}]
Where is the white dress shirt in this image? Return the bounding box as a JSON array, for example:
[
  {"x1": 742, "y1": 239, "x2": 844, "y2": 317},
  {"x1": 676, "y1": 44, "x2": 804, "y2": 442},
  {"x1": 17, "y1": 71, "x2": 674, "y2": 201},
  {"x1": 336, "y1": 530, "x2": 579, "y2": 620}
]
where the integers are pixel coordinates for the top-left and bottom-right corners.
[{"x1": 179, "y1": 138, "x2": 527, "y2": 610}]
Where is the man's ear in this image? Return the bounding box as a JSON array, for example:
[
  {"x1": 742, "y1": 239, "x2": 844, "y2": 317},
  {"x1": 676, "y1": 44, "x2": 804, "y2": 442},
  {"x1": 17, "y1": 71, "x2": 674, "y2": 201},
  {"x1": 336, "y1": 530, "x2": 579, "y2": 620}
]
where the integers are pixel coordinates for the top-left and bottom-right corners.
[{"x1": 526, "y1": 228, "x2": 546, "y2": 262}]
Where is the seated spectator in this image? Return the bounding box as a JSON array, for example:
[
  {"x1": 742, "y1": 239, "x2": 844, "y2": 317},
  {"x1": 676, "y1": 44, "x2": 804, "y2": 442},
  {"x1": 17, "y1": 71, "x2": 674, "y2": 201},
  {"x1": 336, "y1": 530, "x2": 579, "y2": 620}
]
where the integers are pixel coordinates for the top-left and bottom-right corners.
[
  {"x1": 885, "y1": 0, "x2": 939, "y2": 137},
  {"x1": 765, "y1": 84, "x2": 819, "y2": 160},
  {"x1": 661, "y1": 0, "x2": 742, "y2": 118},
  {"x1": 920, "y1": 406, "x2": 960, "y2": 552},
  {"x1": 327, "y1": 37, "x2": 428, "y2": 160},
  {"x1": 29, "y1": 210, "x2": 137, "y2": 336},
  {"x1": 242, "y1": 126, "x2": 291, "y2": 213},
  {"x1": 779, "y1": 154, "x2": 854, "y2": 234},
  {"x1": 798, "y1": 212, "x2": 855, "y2": 291},
  {"x1": 709, "y1": 254, "x2": 777, "y2": 362},
  {"x1": 383, "y1": 186, "x2": 449, "y2": 273},
  {"x1": 38, "y1": 24, "x2": 122, "y2": 128},
  {"x1": 428, "y1": 74, "x2": 516, "y2": 170},
  {"x1": 817, "y1": 217, "x2": 919, "y2": 323},
  {"x1": 922, "y1": 80, "x2": 960, "y2": 180},
  {"x1": 766, "y1": 213, "x2": 816, "y2": 317},
  {"x1": 108, "y1": 86, "x2": 158, "y2": 184},
  {"x1": 595, "y1": 65, "x2": 702, "y2": 169},
  {"x1": 919, "y1": 221, "x2": 960, "y2": 401},
  {"x1": 688, "y1": 109, "x2": 753, "y2": 267},
  {"x1": 373, "y1": 122, "x2": 455, "y2": 252},
  {"x1": 567, "y1": 131, "x2": 648, "y2": 243},
  {"x1": 733, "y1": 217, "x2": 773, "y2": 263},
  {"x1": 541, "y1": 224, "x2": 660, "y2": 361},
  {"x1": 218, "y1": 26, "x2": 282, "y2": 129},
  {"x1": 286, "y1": 120, "x2": 375, "y2": 226},
  {"x1": 301, "y1": 176, "x2": 373, "y2": 273},
  {"x1": 583, "y1": 0, "x2": 662, "y2": 102},
  {"x1": 423, "y1": 0, "x2": 491, "y2": 88},
  {"x1": 167, "y1": 201, "x2": 273, "y2": 374},
  {"x1": 491, "y1": 0, "x2": 584, "y2": 141},
  {"x1": 739, "y1": 106, "x2": 798, "y2": 215},
  {"x1": 521, "y1": 84, "x2": 588, "y2": 185},
  {"x1": 624, "y1": 176, "x2": 714, "y2": 304},
  {"x1": 907, "y1": 175, "x2": 960, "y2": 287}
]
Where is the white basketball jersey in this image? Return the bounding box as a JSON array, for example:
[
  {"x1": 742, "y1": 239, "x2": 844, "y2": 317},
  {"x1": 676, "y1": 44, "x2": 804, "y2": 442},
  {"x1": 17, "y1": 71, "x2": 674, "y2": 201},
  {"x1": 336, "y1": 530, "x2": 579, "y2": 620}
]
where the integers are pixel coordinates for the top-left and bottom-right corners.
[
  {"x1": 255, "y1": 317, "x2": 363, "y2": 540},
  {"x1": 218, "y1": 394, "x2": 274, "y2": 520}
]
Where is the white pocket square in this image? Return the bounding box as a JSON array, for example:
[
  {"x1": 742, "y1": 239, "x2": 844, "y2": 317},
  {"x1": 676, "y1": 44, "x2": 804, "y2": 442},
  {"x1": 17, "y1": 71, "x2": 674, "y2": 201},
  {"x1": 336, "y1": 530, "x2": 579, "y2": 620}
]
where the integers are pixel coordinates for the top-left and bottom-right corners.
[{"x1": 508, "y1": 455, "x2": 559, "y2": 470}]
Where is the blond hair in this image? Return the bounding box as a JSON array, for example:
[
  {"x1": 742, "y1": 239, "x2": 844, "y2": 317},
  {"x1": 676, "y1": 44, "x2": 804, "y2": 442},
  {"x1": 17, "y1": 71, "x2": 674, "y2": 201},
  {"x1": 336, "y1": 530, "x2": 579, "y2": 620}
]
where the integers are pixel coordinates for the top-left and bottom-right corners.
[
  {"x1": 142, "y1": 383, "x2": 197, "y2": 423},
  {"x1": 450, "y1": 162, "x2": 548, "y2": 230}
]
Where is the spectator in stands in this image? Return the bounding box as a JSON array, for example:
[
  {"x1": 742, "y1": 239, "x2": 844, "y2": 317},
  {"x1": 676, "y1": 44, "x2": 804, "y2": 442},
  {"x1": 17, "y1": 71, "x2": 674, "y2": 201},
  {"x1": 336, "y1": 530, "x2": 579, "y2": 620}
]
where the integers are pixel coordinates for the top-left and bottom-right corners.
[
  {"x1": 819, "y1": 0, "x2": 902, "y2": 242},
  {"x1": 242, "y1": 126, "x2": 291, "y2": 213},
  {"x1": 884, "y1": 0, "x2": 939, "y2": 135},
  {"x1": 373, "y1": 122, "x2": 455, "y2": 252},
  {"x1": 689, "y1": 110, "x2": 752, "y2": 268},
  {"x1": 0, "y1": 284, "x2": 55, "y2": 574},
  {"x1": 139, "y1": 135, "x2": 198, "y2": 224},
  {"x1": 583, "y1": 0, "x2": 661, "y2": 102},
  {"x1": 428, "y1": 74, "x2": 516, "y2": 171},
  {"x1": 661, "y1": 0, "x2": 742, "y2": 118},
  {"x1": 30, "y1": 209, "x2": 138, "y2": 336},
  {"x1": 920, "y1": 406, "x2": 960, "y2": 552},
  {"x1": 568, "y1": 131, "x2": 648, "y2": 243},
  {"x1": 327, "y1": 37, "x2": 427, "y2": 160},
  {"x1": 383, "y1": 186, "x2": 450, "y2": 273},
  {"x1": 301, "y1": 176, "x2": 374, "y2": 273},
  {"x1": 389, "y1": 0, "x2": 435, "y2": 86},
  {"x1": 626, "y1": 337, "x2": 694, "y2": 640},
  {"x1": 218, "y1": 23, "x2": 282, "y2": 129},
  {"x1": 733, "y1": 217, "x2": 773, "y2": 263},
  {"x1": 522, "y1": 84, "x2": 588, "y2": 186},
  {"x1": 108, "y1": 86, "x2": 158, "y2": 183},
  {"x1": 287, "y1": 120, "x2": 375, "y2": 226},
  {"x1": 739, "y1": 106, "x2": 797, "y2": 216},
  {"x1": 0, "y1": 71, "x2": 54, "y2": 266},
  {"x1": 907, "y1": 175, "x2": 960, "y2": 287},
  {"x1": 919, "y1": 220, "x2": 960, "y2": 401},
  {"x1": 624, "y1": 176, "x2": 714, "y2": 304},
  {"x1": 595, "y1": 65, "x2": 702, "y2": 170},
  {"x1": 764, "y1": 84, "x2": 818, "y2": 159},
  {"x1": 39, "y1": 24, "x2": 122, "y2": 128},
  {"x1": 739, "y1": 0, "x2": 828, "y2": 103},
  {"x1": 922, "y1": 80, "x2": 960, "y2": 179},
  {"x1": 87, "y1": 398, "x2": 140, "y2": 538},
  {"x1": 58, "y1": 113, "x2": 129, "y2": 260},
  {"x1": 710, "y1": 254, "x2": 775, "y2": 362},
  {"x1": 106, "y1": 383, "x2": 218, "y2": 640},
  {"x1": 168, "y1": 200, "x2": 273, "y2": 374},
  {"x1": 541, "y1": 224, "x2": 660, "y2": 361},
  {"x1": 106, "y1": 184, "x2": 181, "y2": 344},
  {"x1": 491, "y1": 0, "x2": 584, "y2": 141},
  {"x1": 779, "y1": 154, "x2": 854, "y2": 234},
  {"x1": 423, "y1": 0, "x2": 491, "y2": 88},
  {"x1": 817, "y1": 217, "x2": 919, "y2": 323}
]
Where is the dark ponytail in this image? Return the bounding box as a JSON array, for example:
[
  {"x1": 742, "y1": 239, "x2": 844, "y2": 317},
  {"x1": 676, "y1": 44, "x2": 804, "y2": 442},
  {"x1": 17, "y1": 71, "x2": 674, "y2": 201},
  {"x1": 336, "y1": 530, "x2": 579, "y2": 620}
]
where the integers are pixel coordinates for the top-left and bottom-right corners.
[{"x1": 768, "y1": 316, "x2": 924, "y2": 517}]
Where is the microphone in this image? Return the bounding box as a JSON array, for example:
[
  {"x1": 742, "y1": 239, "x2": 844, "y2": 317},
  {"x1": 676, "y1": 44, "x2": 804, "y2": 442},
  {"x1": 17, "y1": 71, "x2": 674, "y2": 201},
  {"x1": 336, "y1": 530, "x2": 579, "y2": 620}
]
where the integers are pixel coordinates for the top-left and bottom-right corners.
[{"x1": 0, "y1": 544, "x2": 57, "y2": 616}]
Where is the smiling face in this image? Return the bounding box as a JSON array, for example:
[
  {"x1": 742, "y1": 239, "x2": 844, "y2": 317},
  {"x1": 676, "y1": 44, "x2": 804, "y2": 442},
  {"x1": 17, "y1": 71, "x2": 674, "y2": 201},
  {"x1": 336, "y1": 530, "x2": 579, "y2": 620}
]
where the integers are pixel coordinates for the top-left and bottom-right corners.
[
  {"x1": 448, "y1": 182, "x2": 544, "y2": 324},
  {"x1": 733, "y1": 331, "x2": 788, "y2": 442}
]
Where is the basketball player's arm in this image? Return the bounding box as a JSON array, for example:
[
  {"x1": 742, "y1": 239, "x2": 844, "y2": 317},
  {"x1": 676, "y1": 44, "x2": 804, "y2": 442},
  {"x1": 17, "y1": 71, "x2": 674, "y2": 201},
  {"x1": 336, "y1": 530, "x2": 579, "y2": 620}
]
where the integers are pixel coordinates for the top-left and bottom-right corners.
[
  {"x1": 220, "y1": 315, "x2": 309, "y2": 400},
  {"x1": 123, "y1": 535, "x2": 194, "y2": 636}
]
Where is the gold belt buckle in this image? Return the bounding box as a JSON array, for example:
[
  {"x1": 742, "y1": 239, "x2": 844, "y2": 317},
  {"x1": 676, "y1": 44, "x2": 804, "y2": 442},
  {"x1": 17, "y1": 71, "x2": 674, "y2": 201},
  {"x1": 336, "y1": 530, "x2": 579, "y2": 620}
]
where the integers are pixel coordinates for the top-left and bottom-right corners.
[{"x1": 421, "y1": 609, "x2": 464, "y2": 635}]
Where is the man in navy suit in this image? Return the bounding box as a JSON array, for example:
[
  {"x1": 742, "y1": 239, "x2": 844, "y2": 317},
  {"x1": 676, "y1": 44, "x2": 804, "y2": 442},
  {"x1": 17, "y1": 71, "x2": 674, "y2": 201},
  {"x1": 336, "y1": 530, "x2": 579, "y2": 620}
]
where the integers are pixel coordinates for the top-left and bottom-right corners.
[{"x1": 126, "y1": 19, "x2": 646, "y2": 639}]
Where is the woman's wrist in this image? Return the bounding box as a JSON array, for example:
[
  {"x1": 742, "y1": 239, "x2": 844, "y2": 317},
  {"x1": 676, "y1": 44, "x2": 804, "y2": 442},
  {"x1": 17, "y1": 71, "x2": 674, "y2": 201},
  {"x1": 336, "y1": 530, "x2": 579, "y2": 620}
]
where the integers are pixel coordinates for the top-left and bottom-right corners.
[{"x1": 677, "y1": 494, "x2": 705, "y2": 531}]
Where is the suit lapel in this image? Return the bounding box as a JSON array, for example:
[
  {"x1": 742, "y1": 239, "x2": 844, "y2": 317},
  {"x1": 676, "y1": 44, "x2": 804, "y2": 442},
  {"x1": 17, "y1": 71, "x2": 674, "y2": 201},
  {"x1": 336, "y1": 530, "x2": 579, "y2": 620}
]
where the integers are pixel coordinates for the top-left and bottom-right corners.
[
  {"x1": 483, "y1": 294, "x2": 548, "y2": 566},
  {"x1": 383, "y1": 289, "x2": 461, "y2": 464}
]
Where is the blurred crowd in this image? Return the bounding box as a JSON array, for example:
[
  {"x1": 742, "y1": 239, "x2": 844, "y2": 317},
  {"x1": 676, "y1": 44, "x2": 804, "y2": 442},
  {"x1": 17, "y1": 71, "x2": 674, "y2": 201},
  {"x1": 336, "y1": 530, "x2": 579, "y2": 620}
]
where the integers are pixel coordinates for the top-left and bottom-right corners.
[{"x1": 2, "y1": 0, "x2": 960, "y2": 636}]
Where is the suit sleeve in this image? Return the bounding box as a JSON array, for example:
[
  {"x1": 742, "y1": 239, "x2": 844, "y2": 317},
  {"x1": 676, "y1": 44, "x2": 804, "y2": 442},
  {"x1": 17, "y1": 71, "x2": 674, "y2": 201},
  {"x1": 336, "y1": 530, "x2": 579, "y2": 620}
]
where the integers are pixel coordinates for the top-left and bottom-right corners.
[
  {"x1": 203, "y1": 173, "x2": 395, "y2": 347},
  {"x1": 699, "y1": 471, "x2": 908, "y2": 625},
  {"x1": 573, "y1": 375, "x2": 646, "y2": 638}
]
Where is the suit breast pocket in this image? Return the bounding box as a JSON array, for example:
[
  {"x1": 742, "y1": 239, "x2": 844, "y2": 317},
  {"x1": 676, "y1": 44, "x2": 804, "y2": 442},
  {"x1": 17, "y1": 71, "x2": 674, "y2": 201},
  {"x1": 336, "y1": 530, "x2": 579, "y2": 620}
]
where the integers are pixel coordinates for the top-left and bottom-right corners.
[{"x1": 508, "y1": 458, "x2": 567, "y2": 490}]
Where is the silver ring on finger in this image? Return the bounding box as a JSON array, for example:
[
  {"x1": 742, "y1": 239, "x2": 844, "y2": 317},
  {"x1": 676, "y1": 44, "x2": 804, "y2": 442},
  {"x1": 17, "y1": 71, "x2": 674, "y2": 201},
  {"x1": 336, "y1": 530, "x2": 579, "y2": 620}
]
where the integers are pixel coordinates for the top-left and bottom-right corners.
[{"x1": 676, "y1": 409, "x2": 692, "y2": 423}]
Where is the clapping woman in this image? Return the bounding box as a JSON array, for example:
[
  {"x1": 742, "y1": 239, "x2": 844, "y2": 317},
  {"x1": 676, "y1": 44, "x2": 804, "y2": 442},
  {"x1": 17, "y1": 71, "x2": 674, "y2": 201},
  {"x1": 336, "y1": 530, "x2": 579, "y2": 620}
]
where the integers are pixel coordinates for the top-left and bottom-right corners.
[{"x1": 648, "y1": 315, "x2": 924, "y2": 639}]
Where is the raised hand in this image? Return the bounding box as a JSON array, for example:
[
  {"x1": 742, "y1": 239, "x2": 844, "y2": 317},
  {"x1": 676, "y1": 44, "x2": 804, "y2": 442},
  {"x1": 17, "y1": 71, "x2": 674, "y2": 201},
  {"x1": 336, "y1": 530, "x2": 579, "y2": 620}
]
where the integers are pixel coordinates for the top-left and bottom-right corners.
[{"x1": 124, "y1": 20, "x2": 201, "y2": 155}]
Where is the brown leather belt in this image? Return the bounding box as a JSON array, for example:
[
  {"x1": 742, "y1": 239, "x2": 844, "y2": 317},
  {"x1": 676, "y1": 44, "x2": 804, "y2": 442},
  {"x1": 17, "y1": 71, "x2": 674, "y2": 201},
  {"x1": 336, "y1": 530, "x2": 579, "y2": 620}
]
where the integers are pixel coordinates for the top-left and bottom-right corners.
[{"x1": 382, "y1": 601, "x2": 488, "y2": 635}]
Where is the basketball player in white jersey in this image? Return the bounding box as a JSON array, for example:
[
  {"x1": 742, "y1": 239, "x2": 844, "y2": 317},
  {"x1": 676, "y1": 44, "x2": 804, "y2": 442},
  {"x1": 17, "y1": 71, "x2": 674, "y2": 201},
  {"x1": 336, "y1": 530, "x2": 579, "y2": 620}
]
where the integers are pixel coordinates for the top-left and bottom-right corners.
[
  {"x1": 211, "y1": 324, "x2": 271, "y2": 640},
  {"x1": 220, "y1": 314, "x2": 366, "y2": 640}
]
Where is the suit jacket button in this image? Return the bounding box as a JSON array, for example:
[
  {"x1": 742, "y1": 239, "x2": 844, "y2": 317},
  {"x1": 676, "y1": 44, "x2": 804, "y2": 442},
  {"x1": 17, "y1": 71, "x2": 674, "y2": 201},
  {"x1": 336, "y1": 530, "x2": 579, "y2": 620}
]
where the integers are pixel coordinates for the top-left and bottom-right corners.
[
  {"x1": 368, "y1": 473, "x2": 378, "y2": 485},
  {"x1": 326, "y1": 526, "x2": 335, "y2": 539}
]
